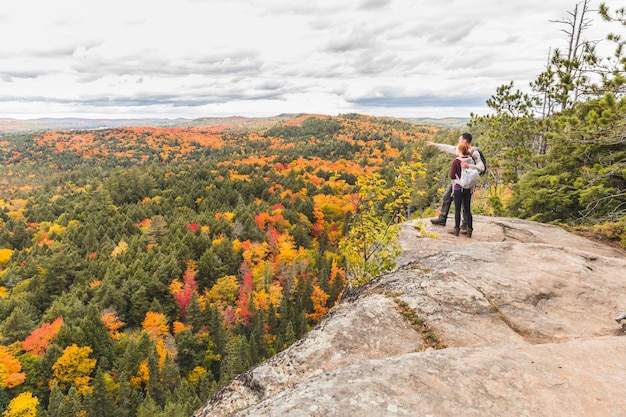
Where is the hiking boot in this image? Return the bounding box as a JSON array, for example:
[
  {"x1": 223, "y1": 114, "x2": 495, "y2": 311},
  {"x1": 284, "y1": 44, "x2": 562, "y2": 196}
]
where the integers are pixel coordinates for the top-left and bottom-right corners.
[
  {"x1": 447, "y1": 227, "x2": 460, "y2": 236},
  {"x1": 465, "y1": 227, "x2": 473, "y2": 238},
  {"x1": 431, "y1": 216, "x2": 446, "y2": 226}
]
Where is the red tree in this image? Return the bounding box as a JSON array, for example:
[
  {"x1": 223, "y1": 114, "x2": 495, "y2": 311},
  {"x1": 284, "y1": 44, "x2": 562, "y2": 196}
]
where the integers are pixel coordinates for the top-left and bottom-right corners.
[
  {"x1": 173, "y1": 265, "x2": 199, "y2": 320},
  {"x1": 22, "y1": 317, "x2": 64, "y2": 356},
  {"x1": 235, "y1": 272, "x2": 254, "y2": 325}
]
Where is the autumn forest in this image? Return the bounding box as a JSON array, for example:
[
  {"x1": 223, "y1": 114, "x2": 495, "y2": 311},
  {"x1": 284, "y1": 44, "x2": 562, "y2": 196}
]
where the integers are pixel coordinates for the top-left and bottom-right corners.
[
  {"x1": 0, "y1": 114, "x2": 450, "y2": 416},
  {"x1": 1, "y1": 5, "x2": 625, "y2": 414}
]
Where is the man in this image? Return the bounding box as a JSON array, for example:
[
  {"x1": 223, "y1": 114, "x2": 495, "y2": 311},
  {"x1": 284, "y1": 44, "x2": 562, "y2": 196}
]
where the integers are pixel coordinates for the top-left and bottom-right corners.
[{"x1": 427, "y1": 133, "x2": 484, "y2": 228}]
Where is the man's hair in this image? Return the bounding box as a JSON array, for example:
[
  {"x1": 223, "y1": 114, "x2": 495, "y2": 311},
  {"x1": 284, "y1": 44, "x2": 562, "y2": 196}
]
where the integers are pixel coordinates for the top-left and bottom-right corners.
[{"x1": 461, "y1": 132, "x2": 473, "y2": 143}]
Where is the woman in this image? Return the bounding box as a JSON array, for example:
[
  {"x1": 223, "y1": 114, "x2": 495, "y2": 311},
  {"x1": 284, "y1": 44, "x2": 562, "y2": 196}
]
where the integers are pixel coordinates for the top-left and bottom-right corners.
[{"x1": 448, "y1": 141, "x2": 476, "y2": 237}]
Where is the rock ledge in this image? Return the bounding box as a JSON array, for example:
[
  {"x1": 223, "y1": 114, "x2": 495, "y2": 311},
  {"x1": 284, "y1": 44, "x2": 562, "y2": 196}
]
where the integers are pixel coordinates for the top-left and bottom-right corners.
[{"x1": 194, "y1": 216, "x2": 626, "y2": 417}]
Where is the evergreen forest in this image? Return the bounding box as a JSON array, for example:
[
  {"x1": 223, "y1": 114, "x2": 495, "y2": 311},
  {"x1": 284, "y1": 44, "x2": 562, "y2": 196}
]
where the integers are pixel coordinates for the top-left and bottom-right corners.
[{"x1": 0, "y1": 2, "x2": 624, "y2": 416}]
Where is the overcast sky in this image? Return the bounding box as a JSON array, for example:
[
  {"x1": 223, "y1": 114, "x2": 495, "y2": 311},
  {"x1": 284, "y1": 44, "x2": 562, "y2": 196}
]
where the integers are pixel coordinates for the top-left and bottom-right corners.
[{"x1": 0, "y1": 0, "x2": 616, "y2": 120}]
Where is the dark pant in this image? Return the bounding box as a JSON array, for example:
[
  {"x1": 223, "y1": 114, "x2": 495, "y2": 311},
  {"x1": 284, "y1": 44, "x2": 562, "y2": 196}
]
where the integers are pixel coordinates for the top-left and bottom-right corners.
[
  {"x1": 439, "y1": 184, "x2": 469, "y2": 227},
  {"x1": 440, "y1": 183, "x2": 453, "y2": 218},
  {"x1": 453, "y1": 188, "x2": 472, "y2": 230}
]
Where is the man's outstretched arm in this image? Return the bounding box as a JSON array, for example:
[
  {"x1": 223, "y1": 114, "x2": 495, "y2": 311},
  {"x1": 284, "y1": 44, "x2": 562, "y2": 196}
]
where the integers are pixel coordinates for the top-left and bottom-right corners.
[{"x1": 426, "y1": 141, "x2": 456, "y2": 155}]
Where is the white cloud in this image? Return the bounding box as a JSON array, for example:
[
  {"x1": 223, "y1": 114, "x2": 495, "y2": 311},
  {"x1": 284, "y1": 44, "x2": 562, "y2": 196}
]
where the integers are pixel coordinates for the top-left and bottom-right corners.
[{"x1": 0, "y1": 0, "x2": 617, "y2": 119}]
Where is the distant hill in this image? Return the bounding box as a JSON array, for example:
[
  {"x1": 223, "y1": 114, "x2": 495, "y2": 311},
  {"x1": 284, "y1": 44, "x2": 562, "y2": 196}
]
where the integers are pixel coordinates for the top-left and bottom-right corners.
[
  {"x1": 402, "y1": 117, "x2": 469, "y2": 129},
  {"x1": 175, "y1": 114, "x2": 302, "y2": 130},
  {"x1": 0, "y1": 115, "x2": 308, "y2": 132},
  {"x1": 0, "y1": 114, "x2": 468, "y2": 132},
  {"x1": 0, "y1": 117, "x2": 188, "y2": 132}
]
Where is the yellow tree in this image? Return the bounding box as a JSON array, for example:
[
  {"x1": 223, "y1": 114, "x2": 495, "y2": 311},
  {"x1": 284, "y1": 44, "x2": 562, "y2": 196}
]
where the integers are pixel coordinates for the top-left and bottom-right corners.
[
  {"x1": 339, "y1": 156, "x2": 425, "y2": 285},
  {"x1": 141, "y1": 311, "x2": 176, "y2": 370},
  {"x1": 50, "y1": 344, "x2": 97, "y2": 395},
  {"x1": 0, "y1": 345, "x2": 26, "y2": 388},
  {"x1": 141, "y1": 311, "x2": 169, "y2": 339},
  {"x1": 307, "y1": 284, "x2": 330, "y2": 322},
  {"x1": 204, "y1": 275, "x2": 239, "y2": 306},
  {"x1": 130, "y1": 359, "x2": 150, "y2": 390},
  {"x1": 110, "y1": 239, "x2": 129, "y2": 258},
  {"x1": 2, "y1": 392, "x2": 39, "y2": 417},
  {"x1": 100, "y1": 310, "x2": 125, "y2": 341},
  {"x1": 0, "y1": 248, "x2": 13, "y2": 267}
]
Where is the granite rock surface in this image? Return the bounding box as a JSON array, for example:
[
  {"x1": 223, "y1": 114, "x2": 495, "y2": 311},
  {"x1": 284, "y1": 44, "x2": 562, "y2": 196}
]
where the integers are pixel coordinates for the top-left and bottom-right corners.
[{"x1": 194, "y1": 216, "x2": 626, "y2": 417}]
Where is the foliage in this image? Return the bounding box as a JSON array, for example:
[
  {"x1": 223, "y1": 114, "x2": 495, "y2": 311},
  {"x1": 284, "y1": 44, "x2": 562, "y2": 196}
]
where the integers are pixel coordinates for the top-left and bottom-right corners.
[
  {"x1": 22, "y1": 317, "x2": 64, "y2": 356},
  {"x1": 50, "y1": 344, "x2": 97, "y2": 395},
  {"x1": 171, "y1": 263, "x2": 199, "y2": 320},
  {"x1": 469, "y1": 2, "x2": 626, "y2": 241},
  {"x1": 0, "y1": 249, "x2": 13, "y2": 268},
  {"x1": 508, "y1": 93, "x2": 626, "y2": 224},
  {"x1": 142, "y1": 312, "x2": 170, "y2": 340},
  {"x1": 100, "y1": 310, "x2": 125, "y2": 341},
  {"x1": 0, "y1": 345, "x2": 25, "y2": 388},
  {"x1": 2, "y1": 392, "x2": 38, "y2": 417},
  {"x1": 339, "y1": 155, "x2": 426, "y2": 285}
]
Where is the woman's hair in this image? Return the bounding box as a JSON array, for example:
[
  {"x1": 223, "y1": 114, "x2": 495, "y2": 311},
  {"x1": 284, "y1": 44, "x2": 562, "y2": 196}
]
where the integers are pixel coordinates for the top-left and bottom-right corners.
[{"x1": 458, "y1": 141, "x2": 471, "y2": 156}]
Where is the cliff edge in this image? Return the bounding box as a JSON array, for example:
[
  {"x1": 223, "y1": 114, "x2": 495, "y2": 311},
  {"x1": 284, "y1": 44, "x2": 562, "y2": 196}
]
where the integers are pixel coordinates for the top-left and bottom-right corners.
[{"x1": 194, "y1": 216, "x2": 626, "y2": 417}]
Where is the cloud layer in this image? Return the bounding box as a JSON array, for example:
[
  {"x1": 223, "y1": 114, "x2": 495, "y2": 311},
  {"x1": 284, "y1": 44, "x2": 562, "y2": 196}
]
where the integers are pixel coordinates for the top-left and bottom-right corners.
[{"x1": 0, "y1": 0, "x2": 615, "y2": 119}]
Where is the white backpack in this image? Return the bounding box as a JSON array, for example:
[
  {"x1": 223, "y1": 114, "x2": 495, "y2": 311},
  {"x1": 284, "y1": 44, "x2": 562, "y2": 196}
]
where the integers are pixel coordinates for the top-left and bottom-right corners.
[{"x1": 456, "y1": 157, "x2": 479, "y2": 189}]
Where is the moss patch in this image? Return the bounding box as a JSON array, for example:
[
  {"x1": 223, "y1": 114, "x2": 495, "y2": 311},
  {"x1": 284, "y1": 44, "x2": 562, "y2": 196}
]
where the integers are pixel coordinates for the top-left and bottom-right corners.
[{"x1": 393, "y1": 297, "x2": 446, "y2": 350}]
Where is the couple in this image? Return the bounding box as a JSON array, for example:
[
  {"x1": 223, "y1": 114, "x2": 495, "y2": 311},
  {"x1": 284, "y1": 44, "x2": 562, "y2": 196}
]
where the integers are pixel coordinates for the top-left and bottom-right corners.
[{"x1": 427, "y1": 133, "x2": 484, "y2": 238}]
